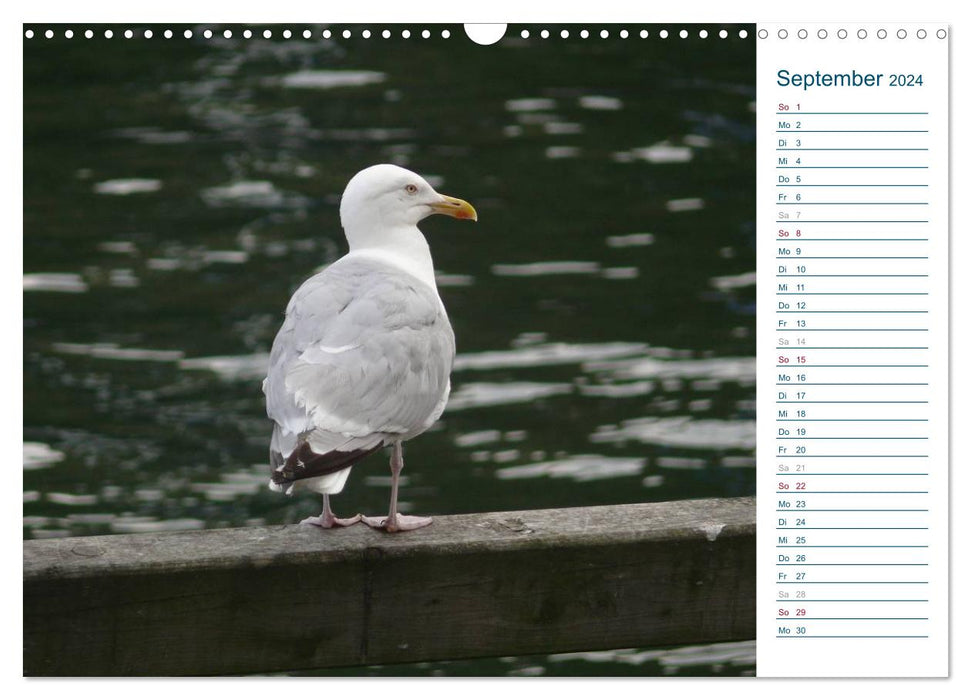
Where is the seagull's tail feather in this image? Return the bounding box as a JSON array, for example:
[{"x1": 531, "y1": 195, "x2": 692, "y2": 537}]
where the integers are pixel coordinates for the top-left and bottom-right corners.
[{"x1": 270, "y1": 440, "x2": 382, "y2": 492}]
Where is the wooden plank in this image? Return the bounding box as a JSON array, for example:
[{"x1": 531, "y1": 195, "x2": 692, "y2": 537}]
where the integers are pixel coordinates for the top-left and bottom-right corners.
[{"x1": 23, "y1": 496, "x2": 755, "y2": 676}]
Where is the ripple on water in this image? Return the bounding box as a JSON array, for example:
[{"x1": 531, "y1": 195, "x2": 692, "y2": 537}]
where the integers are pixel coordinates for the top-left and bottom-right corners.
[
  {"x1": 591, "y1": 416, "x2": 756, "y2": 450},
  {"x1": 46, "y1": 492, "x2": 99, "y2": 506},
  {"x1": 508, "y1": 666, "x2": 545, "y2": 677},
  {"x1": 364, "y1": 474, "x2": 410, "y2": 488},
  {"x1": 585, "y1": 355, "x2": 756, "y2": 385},
  {"x1": 65, "y1": 513, "x2": 118, "y2": 526},
  {"x1": 547, "y1": 640, "x2": 756, "y2": 670},
  {"x1": 111, "y1": 517, "x2": 206, "y2": 534},
  {"x1": 613, "y1": 142, "x2": 693, "y2": 164},
  {"x1": 602, "y1": 267, "x2": 639, "y2": 280},
  {"x1": 545, "y1": 146, "x2": 581, "y2": 159},
  {"x1": 179, "y1": 353, "x2": 269, "y2": 381},
  {"x1": 146, "y1": 258, "x2": 182, "y2": 271},
  {"x1": 204, "y1": 250, "x2": 250, "y2": 264},
  {"x1": 30, "y1": 530, "x2": 73, "y2": 539},
  {"x1": 23, "y1": 442, "x2": 65, "y2": 470},
  {"x1": 657, "y1": 640, "x2": 757, "y2": 669},
  {"x1": 192, "y1": 481, "x2": 262, "y2": 502},
  {"x1": 454, "y1": 429, "x2": 503, "y2": 447},
  {"x1": 434, "y1": 272, "x2": 474, "y2": 287},
  {"x1": 505, "y1": 97, "x2": 556, "y2": 112},
  {"x1": 683, "y1": 134, "x2": 713, "y2": 148},
  {"x1": 710, "y1": 270, "x2": 757, "y2": 292},
  {"x1": 516, "y1": 112, "x2": 558, "y2": 125},
  {"x1": 446, "y1": 382, "x2": 573, "y2": 411},
  {"x1": 495, "y1": 455, "x2": 646, "y2": 482},
  {"x1": 320, "y1": 127, "x2": 416, "y2": 142},
  {"x1": 491, "y1": 261, "x2": 600, "y2": 276},
  {"x1": 666, "y1": 197, "x2": 705, "y2": 213},
  {"x1": 578, "y1": 95, "x2": 623, "y2": 110},
  {"x1": 201, "y1": 181, "x2": 309, "y2": 209},
  {"x1": 605, "y1": 233, "x2": 655, "y2": 248},
  {"x1": 722, "y1": 455, "x2": 756, "y2": 469},
  {"x1": 111, "y1": 126, "x2": 194, "y2": 144},
  {"x1": 23, "y1": 273, "x2": 88, "y2": 293},
  {"x1": 276, "y1": 70, "x2": 386, "y2": 90},
  {"x1": 656, "y1": 456, "x2": 708, "y2": 470},
  {"x1": 577, "y1": 380, "x2": 654, "y2": 398},
  {"x1": 543, "y1": 122, "x2": 583, "y2": 135},
  {"x1": 453, "y1": 341, "x2": 648, "y2": 372},
  {"x1": 52, "y1": 342, "x2": 185, "y2": 362},
  {"x1": 93, "y1": 178, "x2": 163, "y2": 195},
  {"x1": 492, "y1": 449, "x2": 521, "y2": 464},
  {"x1": 135, "y1": 488, "x2": 165, "y2": 502},
  {"x1": 98, "y1": 241, "x2": 138, "y2": 255},
  {"x1": 109, "y1": 268, "x2": 139, "y2": 288},
  {"x1": 183, "y1": 465, "x2": 269, "y2": 503}
]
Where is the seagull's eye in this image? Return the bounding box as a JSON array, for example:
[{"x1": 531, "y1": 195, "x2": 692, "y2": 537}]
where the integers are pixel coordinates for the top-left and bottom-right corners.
[{"x1": 405, "y1": 184, "x2": 419, "y2": 194}]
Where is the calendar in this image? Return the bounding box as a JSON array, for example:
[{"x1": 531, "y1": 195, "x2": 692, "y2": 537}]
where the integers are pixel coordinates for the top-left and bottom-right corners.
[{"x1": 755, "y1": 24, "x2": 949, "y2": 677}]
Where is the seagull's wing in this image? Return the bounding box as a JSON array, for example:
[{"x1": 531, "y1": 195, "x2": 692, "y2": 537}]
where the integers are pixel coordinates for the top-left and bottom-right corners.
[{"x1": 263, "y1": 257, "x2": 455, "y2": 488}]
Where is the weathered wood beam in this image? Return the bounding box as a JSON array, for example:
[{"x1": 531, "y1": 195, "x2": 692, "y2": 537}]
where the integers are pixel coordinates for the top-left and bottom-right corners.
[{"x1": 23, "y1": 497, "x2": 755, "y2": 676}]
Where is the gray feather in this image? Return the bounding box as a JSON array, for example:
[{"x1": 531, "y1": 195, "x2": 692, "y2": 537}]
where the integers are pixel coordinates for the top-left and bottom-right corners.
[{"x1": 263, "y1": 256, "x2": 455, "y2": 468}]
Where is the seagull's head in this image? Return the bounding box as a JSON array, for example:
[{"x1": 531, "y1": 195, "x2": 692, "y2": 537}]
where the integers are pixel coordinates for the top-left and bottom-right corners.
[{"x1": 339, "y1": 164, "x2": 477, "y2": 243}]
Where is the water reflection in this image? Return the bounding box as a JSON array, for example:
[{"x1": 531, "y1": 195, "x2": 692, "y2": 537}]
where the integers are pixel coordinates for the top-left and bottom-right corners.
[
  {"x1": 201, "y1": 180, "x2": 309, "y2": 209},
  {"x1": 276, "y1": 69, "x2": 386, "y2": 90},
  {"x1": 496, "y1": 455, "x2": 646, "y2": 482},
  {"x1": 93, "y1": 178, "x2": 163, "y2": 195},
  {"x1": 447, "y1": 381, "x2": 574, "y2": 411},
  {"x1": 491, "y1": 261, "x2": 600, "y2": 276},
  {"x1": 591, "y1": 416, "x2": 756, "y2": 450},
  {"x1": 548, "y1": 640, "x2": 756, "y2": 674},
  {"x1": 23, "y1": 273, "x2": 88, "y2": 293},
  {"x1": 614, "y1": 141, "x2": 694, "y2": 164},
  {"x1": 23, "y1": 442, "x2": 65, "y2": 470},
  {"x1": 315, "y1": 639, "x2": 755, "y2": 677}
]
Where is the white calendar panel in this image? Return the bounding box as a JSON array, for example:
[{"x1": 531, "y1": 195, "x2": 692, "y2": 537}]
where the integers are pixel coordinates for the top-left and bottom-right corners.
[{"x1": 756, "y1": 24, "x2": 949, "y2": 677}]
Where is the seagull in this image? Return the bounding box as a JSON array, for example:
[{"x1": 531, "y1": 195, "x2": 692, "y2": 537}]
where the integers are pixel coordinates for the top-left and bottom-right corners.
[{"x1": 263, "y1": 164, "x2": 476, "y2": 532}]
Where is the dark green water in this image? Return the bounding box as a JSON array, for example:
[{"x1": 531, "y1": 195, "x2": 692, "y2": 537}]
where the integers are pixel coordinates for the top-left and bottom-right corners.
[{"x1": 23, "y1": 24, "x2": 756, "y2": 676}]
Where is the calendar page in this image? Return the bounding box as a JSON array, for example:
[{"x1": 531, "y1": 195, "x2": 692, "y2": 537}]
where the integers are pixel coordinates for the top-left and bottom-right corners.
[{"x1": 20, "y1": 13, "x2": 951, "y2": 681}]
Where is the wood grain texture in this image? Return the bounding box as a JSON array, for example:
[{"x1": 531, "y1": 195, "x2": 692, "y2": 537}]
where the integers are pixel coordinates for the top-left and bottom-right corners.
[{"x1": 23, "y1": 497, "x2": 755, "y2": 676}]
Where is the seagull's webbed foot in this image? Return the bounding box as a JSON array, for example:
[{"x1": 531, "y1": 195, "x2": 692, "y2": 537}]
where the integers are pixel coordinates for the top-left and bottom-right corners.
[
  {"x1": 301, "y1": 494, "x2": 360, "y2": 528},
  {"x1": 362, "y1": 513, "x2": 433, "y2": 533},
  {"x1": 363, "y1": 441, "x2": 431, "y2": 532},
  {"x1": 301, "y1": 512, "x2": 361, "y2": 528}
]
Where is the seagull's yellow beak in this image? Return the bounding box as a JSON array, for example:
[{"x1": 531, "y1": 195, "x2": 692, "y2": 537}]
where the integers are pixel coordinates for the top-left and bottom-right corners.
[{"x1": 428, "y1": 194, "x2": 477, "y2": 221}]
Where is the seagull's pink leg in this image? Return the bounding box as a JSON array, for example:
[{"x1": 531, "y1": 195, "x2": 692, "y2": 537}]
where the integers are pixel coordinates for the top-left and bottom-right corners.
[
  {"x1": 362, "y1": 441, "x2": 432, "y2": 533},
  {"x1": 301, "y1": 494, "x2": 361, "y2": 528}
]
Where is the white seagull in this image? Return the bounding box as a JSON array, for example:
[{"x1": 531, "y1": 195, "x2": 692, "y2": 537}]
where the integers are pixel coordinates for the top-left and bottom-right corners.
[{"x1": 263, "y1": 164, "x2": 476, "y2": 532}]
